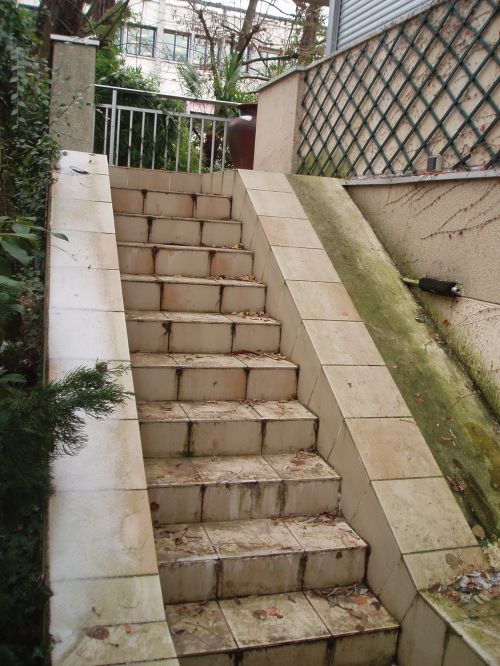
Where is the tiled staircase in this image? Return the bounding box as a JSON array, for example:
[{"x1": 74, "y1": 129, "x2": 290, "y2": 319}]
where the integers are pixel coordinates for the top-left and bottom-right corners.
[{"x1": 111, "y1": 170, "x2": 399, "y2": 665}]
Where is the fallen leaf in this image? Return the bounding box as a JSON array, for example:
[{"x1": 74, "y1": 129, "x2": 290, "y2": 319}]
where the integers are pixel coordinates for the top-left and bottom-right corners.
[
  {"x1": 150, "y1": 502, "x2": 159, "y2": 512},
  {"x1": 252, "y1": 610, "x2": 267, "y2": 620},
  {"x1": 472, "y1": 525, "x2": 486, "y2": 539},
  {"x1": 355, "y1": 624, "x2": 365, "y2": 632},
  {"x1": 86, "y1": 627, "x2": 109, "y2": 640},
  {"x1": 446, "y1": 553, "x2": 460, "y2": 569},
  {"x1": 266, "y1": 606, "x2": 283, "y2": 618},
  {"x1": 91, "y1": 607, "x2": 101, "y2": 617},
  {"x1": 441, "y1": 437, "x2": 452, "y2": 441},
  {"x1": 442, "y1": 320, "x2": 450, "y2": 325},
  {"x1": 353, "y1": 596, "x2": 369, "y2": 605},
  {"x1": 124, "y1": 624, "x2": 131, "y2": 633}
]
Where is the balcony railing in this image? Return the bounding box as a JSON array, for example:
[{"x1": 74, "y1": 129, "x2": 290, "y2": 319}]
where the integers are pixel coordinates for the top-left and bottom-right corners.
[{"x1": 94, "y1": 85, "x2": 238, "y2": 172}]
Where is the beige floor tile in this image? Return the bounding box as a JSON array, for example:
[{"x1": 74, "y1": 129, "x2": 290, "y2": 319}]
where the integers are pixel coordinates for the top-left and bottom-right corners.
[
  {"x1": 156, "y1": 247, "x2": 211, "y2": 277},
  {"x1": 229, "y1": 317, "x2": 281, "y2": 354},
  {"x1": 220, "y1": 592, "x2": 329, "y2": 647},
  {"x1": 256, "y1": 403, "x2": 317, "y2": 454},
  {"x1": 191, "y1": 455, "x2": 280, "y2": 485},
  {"x1": 340, "y1": 417, "x2": 441, "y2": 481},
  {"x1": 122, "y1": 277, "x2": 162, "y2": 310},
  {"x1": 265, "y1": 452, "x2": 338, "y2": 481},
  {"x1": 118, "y1": 244, "x2": 155, "y2": 274},
  {"x1": 180, "y1": 400, "x2": 259, "y2": 420},
  {"x1": 331, "y1": 629, "x2": 399, "y2": 666},
  {"x1": 195, "y1": 194, "x2": 231, "y2": 219},
  {"x1": 291, "y1": 324, "x2": 323, "y2": 405},
  {"x1": 231, "y1": 174, "x2": 248, "y2": 221},
  {"x1": 323, "y1": 366, "x2": 411, "y2": 418},
  {"x1": 52, "y1": 173, "x2": 111, "y2": 202},
  {"x1": 240, "y1": 195, "x2": 259, "y2": 248},
  {"x1": 160, "y1": 558, "x2": 219, "y2": 603},
  {"x1": 245, "y1": 366, "x2": 297, "y2": 401},
  {"x1": 49, "y1": 489, "x2": 158, "y2": 582},
  {"x1": 373, "y1": 478, "x2": 478, "y2": 553},
  {"x1": 377, "y1": 557, "x2": 418, "y2": 621},
  {"x1": 404, "y1": 547, "x2": 489, "y2": 592},
  {"x1": 208, "y1": 171, "x2": 220, "y2": 194},
  {"x1": 273, "y1": 285, "x2": 301, "y2": 358},
  {"x1": 443, "y1": 633, "x2": 486, "y2": 666},
  {"x1": 220, "y1": 282, "x2": 266, "y2": 313},
  {"x1": 49, "y1": 266, "x2": 124, "y2": 312},
  {"x1": 51, "y1": 621, "x2": 175, "y2": 665},
  {"x1": 178, "y1": 367, "x2": 247, "y2": 401},
  {"x1": 161, "y1": 278, "x2": 221, "y2": 312},
  {"x1": 202, "y1": 220, "x2": 241, "y2": 247},
  {"x1": 126, "y1": 319, "x2": 170, "y2": 353},
  {"x1": 282, "y1": 478, "x2": 339, "y2": 517},
  {"x1": 139, "y1": 401, "x2": 189, "y2": 457},
  {"x1": 170, "y1": 319, "x2": 232, "y2": 354},
  {"x1": 288, "y1": 281, "x2": 360, "y2": 321},
  {"x1": 48, "y1": 309, "x2": 130, "y2": 361},
  {"x1": 261, "y1": 252, "x2": 285, "y2": 316},
  {"x1": 50, "y1": 575, "x2": 166, "y2": 629},
  {"x1": 238, "y1": 170, "x2": 295, "y2": 193},
  {"x1": 149, "y1": 484, "x2": 203, "y2": 524},
  {"x1": 240, "y1": 641, "x2": 329, "y2": 666},
  {"x1": 127, "y1": 167, "x2": 171, "y2": 190},
  {"x1": 150, "y1": 218, "x2": 202, "y2": 246},
  {"x1": 222, "y1": 170, "x2": 235, "y2": 197},
  {"x1": 58, "y1": 151, "x2": 108, "y2": 176},
  {"x1": 108, "y1": 165, "x2": 128, "y2": 187},
  {"x1": 259, "y1": 216, "x2": 323, "y2": 249},
  {"x1": 49, "y1": 229, "x2": 119, "y2": 269},
  {"x1": 205, "y1": 519, "x2": 301, "y2": 558},
  {"x1": 169, "y1": 171, "x2": 203, "y2": 193},
  {"x1": 155, "y1": 523, "x2": 214, "y2": 563},
  {"x1": 210, "y1": 249, "x2": 253, "y2": 278},
  {"x1": 52, "y1": 418, "x2": 145, "y2": 491},
  {"x1": 349, "y1": 487, "x2": 402, "y2": 595},
  {"x1": 191, "y1": 420, "x2": 262, "y2": 456},
  {"x1": 247, "y1": 190, "x2": 308, "y2": 219},
  {"x1": 132, "y1": 361, "x2": 179, "y2": 401},
  {"x1": 114, "y1": 214, "x2": 149, "y2": 243},
  {"x1": 50, "y1": 198, "x2": 115, "y2": 233},
  {"x1": 398, "y1": 595, "x2": 447, "y2": 666},
  {"x1": 145, "y1": 191, "x2": 194, "y2": 217},
  {"x1": 273, "y1": 246, "x2": 340, "y2": 282},
  {"x1": 111, "y1": 187, "x2": 144, "y2": 213},
  {"x1": 165, "y1": 601, "x2": 237, "y2": 657}
]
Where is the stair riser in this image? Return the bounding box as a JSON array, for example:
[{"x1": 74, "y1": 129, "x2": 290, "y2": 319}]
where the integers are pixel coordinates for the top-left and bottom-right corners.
[
  {"x1": 114, "y1": 215, "x2": 242, "y2": 248},
  {"x1": 122, "y1": 280, "x2": 266, "y2": 312},
  {"x1": 118, "y1": 245, "x2": 253, "y2": 278},
  {"x1": 148, "y1": 479, "x2": 340, "y2": 523},
  {"x1": 140, "y1": 418, "x2": 317, "y2": 457},
  {"x1": 172, "y1": 632, "x2": 399, "y2": 666},
  {"x1": 111, "y1": 188, "x2": 231, "y2": 220},
  {"x1": 159, "y1": 547, "x2": 366, "y2": 603},
  {"x1": 132, "y1": 365, "x2": 298, "y2": 401},
  {"x1": 127, "y1": 320, "x2": 280, "y2": 354}
]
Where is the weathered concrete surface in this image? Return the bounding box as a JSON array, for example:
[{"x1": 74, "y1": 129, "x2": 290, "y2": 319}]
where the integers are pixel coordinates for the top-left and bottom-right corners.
[{"x1": 288, "y1": 174, "x2": 500, "y2": 543}]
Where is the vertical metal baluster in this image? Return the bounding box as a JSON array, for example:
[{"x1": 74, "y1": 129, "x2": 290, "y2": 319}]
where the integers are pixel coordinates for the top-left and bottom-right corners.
[
  {"x1": 139, "y1": 112, "x2": 146, "y2": 168},
  {"x1": 187, "y1": 116, "x2": 193, "y2": 173},
  {"x1": 116, "y1": 109, "x2": 122, "y2": 166},
  {"x1": 199, "y1": 118, "x2": 205, "y2": 174},
  {"x1": 175, "y1": 114, "x2": 181, "y2": 172},
  {"x1": 210, "y1": 119, "x2": 216, "y2": 173},
  {"x1": 103, "y1": 107, "x2": 109, "y2": 156},
  {"x1": 221, "y1": 121, "x2": 228, "y2": 171},
  {"x1": 164, "y1": 114, "x2": 169, "y2": 170},
  {"x1": 152, "y1": 113, "x2": 158, "y2": 170},
  {"x1": 127, "y1": 110, "x2": 133, "y2": 167},
  {"x1": 108, "y1": 89, "x2": 117, "y2": 166}
]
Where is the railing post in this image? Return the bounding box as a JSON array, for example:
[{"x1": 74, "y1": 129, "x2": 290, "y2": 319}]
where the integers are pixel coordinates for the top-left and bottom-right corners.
[{"x1": 108, "y1": 88, "x2": 118, "y2": 166}]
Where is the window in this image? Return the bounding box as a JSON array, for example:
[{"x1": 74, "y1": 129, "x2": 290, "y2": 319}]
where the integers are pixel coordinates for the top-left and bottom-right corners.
[
  {"x1": 192, "y1": 36, "x2": 210, "y2": 67},
  {"x1": 163, "y1": 31, "x2": 190, "y2": 61},
  {"x1": 122, "y1": 25, "x2": 156, "y2": 57}
]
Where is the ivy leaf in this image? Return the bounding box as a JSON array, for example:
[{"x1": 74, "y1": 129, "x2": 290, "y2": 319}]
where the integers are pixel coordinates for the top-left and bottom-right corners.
[
  {"x1": 52, "y1": 232, "x2": 69, "y2": 241},
  {"x1": 1, "y1": 238, "x2": 31, "y2": 265}
]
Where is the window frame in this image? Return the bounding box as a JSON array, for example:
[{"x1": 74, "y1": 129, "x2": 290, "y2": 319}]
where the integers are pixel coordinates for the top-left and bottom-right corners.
[
  {"x1": 162, "y1": 30, "x2": 190, "y2": 62},
  {"x1": 122, "y1": 24, "x2": 156, "y2": 58}
]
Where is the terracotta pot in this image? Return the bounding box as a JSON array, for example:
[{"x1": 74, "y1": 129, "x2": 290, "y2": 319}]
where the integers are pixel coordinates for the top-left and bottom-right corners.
[{"x1": 227, "y1": 103, "x2": 258, "y2": 169}]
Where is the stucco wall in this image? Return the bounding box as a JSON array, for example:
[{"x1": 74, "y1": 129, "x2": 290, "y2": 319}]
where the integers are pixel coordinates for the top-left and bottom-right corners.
[{"x1": 346, "y1": 176, "x2": 500, "y2": 416}]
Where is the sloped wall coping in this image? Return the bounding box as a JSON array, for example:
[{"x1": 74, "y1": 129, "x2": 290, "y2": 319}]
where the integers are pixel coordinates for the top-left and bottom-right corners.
[
  {"x1": 46, "y1": 150, "x2": 178, "y2": 665},
  {"x1": 223, "y1": 168, "x2": 496, "y2": 665}
]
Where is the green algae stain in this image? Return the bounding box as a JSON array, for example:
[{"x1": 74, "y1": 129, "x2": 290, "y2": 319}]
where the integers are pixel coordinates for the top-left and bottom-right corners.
[{"x1": 288, "y1": 174, "x2": 500, "y2": 539}]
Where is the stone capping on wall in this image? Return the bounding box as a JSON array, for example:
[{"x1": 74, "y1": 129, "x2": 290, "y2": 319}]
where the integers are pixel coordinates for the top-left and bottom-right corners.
[
  {"x1": 225, "y1": 168, "x2": 493, "y2": 666},
  {"x1": 46, "y1": 150, "x2": 178, "y2": 665}
]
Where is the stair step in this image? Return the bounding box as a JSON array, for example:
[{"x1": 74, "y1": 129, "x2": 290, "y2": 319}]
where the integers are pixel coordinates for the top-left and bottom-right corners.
[
  {"x1": 155, "y1": 515, "x2": 367, "y2": 603},
  {"x1": 114, "y1": 213, "x2": 242, "y2": 247},
  {"x1": 121, "y1": 274, "x2": 266, "y2": 313},
  {"x1": 117, "y1": 242, "x2": 254, "y2": 277},
  {"x1": 131, "y1": 352, "x2": 298, "y2": 402},
  {"x1": 146, "y1": 453, "x2": 340, "y2": 524},
  {"x1": 111, "y1": 187, "x2": 231, "y2": 219},
  {"x1": 138, "y1": 400, "x2": 317, "y2": 457},
  {"x1": 126, "y1": 311, "x2": 281, "y2": 355},
  {"x1": 165, "y1": 588, "x2": 398, "y2": 665}
]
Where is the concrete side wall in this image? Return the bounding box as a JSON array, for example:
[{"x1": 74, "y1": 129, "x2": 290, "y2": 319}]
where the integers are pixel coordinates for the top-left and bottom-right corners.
[
  {"x1": 346, "y1": 177, "x2": 500, "y2": 416},
  {"x1": 50, "y1": 40, "x2": 97, "y2": 152},
  {"x1": 254, "y1": 70, "x2": 306, "y2": 174}
]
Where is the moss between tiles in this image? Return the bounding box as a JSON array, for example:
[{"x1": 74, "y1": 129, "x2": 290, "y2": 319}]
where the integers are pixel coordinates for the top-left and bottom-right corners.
[{"x1": 288, "y1": 175, "x2": 500, "y2": 548}]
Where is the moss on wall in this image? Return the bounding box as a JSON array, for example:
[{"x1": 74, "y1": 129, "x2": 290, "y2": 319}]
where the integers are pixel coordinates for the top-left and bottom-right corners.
[{"x1": 288, "y1": 174, "x2": 500, "y2": 541}]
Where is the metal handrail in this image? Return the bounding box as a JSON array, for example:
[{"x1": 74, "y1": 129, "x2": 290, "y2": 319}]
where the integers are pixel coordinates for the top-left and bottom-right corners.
[{"x1": 93, "y1": 85, "x2": 236, "y2": 172}]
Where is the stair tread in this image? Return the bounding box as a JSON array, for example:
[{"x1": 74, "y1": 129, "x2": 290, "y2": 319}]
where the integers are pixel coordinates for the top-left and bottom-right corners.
[
  {"x1": 138, "y1": 399, "x2": 316, "y2": 423},
  {"x1": 165, "y1": 589, "x2": 398, "y2": 659},
  {"x1": 118, "y1": 240, "x2": 251, "y2": 254},
  {"x1": 121, "y1": 273, "x2": 264, "y2": 286},
  {"x1": 145, "y1": 452, "x2": 339, "y2": 487},
  {"x1": 131, "y1": 351, "x2": 296, "y2": 369},
  {"x1": 126, "y1": 310, "x2": 279, "y2": 325},
  {"x1": 155, "y1": 515, "x2": 366, "y2": 563}
]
